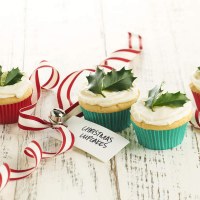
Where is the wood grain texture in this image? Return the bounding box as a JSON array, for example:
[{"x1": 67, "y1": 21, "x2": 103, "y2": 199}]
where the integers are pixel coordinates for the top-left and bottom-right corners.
[{"x1": 0, "y1": 0, "x2": 200, "y2": 199}]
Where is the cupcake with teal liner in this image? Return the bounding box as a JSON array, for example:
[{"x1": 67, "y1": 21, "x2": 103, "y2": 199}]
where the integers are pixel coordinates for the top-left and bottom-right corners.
[
  {"x1": 78, "y1": 66, "x2": 139, "y2": 132},
  {"x1": 130, "y1": 83, "x2": 192, "y2": 150}
]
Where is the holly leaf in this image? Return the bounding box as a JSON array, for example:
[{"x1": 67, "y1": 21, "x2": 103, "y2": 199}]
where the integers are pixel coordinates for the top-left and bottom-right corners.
[
  {"x1": 153, "y1": 92, "x2": 189, "y2": 108},
  {"x1": 198, "y1": 66, "x2": 200, "y2": 71},
  {"x1": 4, "y1": 68, "x2": 23, "y2": 86},
  {"x1": 86, "y1": 67, "x2": 136, "y2": 97},
  {"x1": 145, "y1": 82, "x2": 164, "y2": 110},
  {"x1": 103, "y1": 67, "x2": 136, "y2": 91},
  {"x1": 86, "y1": 67, "x2": 105, "y2": 96},
  {"x1": 145, "y1": 83, "x2": 189, "y2": 111}
]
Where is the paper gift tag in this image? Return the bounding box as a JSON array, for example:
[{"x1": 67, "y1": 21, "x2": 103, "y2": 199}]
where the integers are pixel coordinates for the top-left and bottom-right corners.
[{"x1": 65, "y1": 116, "x2": 129, "y2": 162}]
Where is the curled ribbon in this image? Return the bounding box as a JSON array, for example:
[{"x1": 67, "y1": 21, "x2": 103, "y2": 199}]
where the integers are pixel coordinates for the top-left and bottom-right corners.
[
  {"x1": 0, "y1": 62, "x2": 76, "y2": 190},
  {"x1": 0, "y1": 32, "x2": 142, "y2": 191}
]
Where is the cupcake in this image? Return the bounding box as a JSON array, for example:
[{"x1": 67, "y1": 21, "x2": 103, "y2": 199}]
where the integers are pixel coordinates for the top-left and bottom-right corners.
[
  {"x1": 0, "y1": 67, "x2": 32, "y2": 124},
  {"x1": 190, "y1": 67, "x2": 200, "y2": 110},
  {"x1": 78, "y1": 66, "x2": 139, "y2": 132},
  {"x1": 130, "y1": 83, "x2": 192, "y2": 150}
]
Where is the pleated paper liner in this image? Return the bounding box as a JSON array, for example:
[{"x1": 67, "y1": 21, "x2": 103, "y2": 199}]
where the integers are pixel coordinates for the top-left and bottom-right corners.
[
  {"x1": 81, "y1": 106, "x2": 131, "y2": 132},
  {"x1": 0, "y1": 95, "x2": 32, "y2": 124},
  {"x1": 131, "y1": 121, "x2": 188, "y2": 150},
  {"x1": 191, "y1": 90, "x2": 200, "y2": 111}
]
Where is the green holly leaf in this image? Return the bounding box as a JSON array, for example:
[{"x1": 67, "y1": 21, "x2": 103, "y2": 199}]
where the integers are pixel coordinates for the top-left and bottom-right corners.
[
  {"x1": 145, "y1": 82, "x2": 189, "y2": 111},
  {"x1": 153, "y1": 92, "x2": 189, "y2": 108},
  {"x1": 86, "y1": 67, "x2": 105, "y2": 96},
  {"x1": 4, "y1": 68, "x2": 23, "y2": 86},
  {"x1": 103, "y1": 67, "x2": 136, "y2": 91},
  {"x1": 198, "y1": 66, "x2": 200, "y2": 71},
  {"x1": 86, "y1": 67, "x2": 137, "y2": 97}
]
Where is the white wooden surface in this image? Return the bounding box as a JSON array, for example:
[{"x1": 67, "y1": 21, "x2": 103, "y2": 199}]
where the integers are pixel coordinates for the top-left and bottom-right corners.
[{"x1": 0, "y1": 0, "x2": 200, "y2": 199}]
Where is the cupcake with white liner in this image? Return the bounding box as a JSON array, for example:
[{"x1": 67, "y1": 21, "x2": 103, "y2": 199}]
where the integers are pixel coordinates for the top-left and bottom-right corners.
[
  {"x1": 0, "y1": 67, "x2": 32, "y2": 124},
  {"x1": 131, "y1": 83, "x2": 192, "y2": 150},
  {"x1": 78, "y1": 66, "x2": 139, "y2": 132}
]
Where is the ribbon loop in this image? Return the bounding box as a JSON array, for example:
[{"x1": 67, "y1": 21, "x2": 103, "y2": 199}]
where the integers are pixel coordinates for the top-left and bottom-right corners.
[{"x1": 103, "y1": 32, "x2": 142, "y2": 66}]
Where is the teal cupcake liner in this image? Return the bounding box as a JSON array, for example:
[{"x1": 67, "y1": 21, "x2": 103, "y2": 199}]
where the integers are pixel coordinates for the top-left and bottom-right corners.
[
  {"x1": 131, "y1": 121, "x2": 188, "y2": 150},
  {"x1": 81, "y1": 106, "x2": 131, "y2": 132}
]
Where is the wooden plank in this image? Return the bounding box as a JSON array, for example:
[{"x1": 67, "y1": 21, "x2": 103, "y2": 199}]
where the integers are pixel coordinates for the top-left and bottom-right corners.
[
  {"x1": 0, "y1": 0, "x2": 26, "y2": 70},
  {"x1": 22, "y1": 0, "x2": 107, "y2": 76}
]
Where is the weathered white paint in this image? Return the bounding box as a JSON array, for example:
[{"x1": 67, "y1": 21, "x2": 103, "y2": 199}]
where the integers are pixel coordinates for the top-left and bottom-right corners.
[{"x1": 0, "y1": 0, "x2": 200, "y2": 199}]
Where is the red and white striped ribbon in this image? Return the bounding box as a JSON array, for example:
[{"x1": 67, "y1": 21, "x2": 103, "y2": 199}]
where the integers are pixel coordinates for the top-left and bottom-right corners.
[
  {"x1": 0, "y1": 60, "x2": 76, "y2": 191},
  {"x1": 190, "y1": 109, "x2": 200, "y2": 129},
  {"x1": 102, "y1": 32, "x2": 142, "y2": 66},
  {"x1": 0, "y1": 32, "x2": 142, "y2": 191}
]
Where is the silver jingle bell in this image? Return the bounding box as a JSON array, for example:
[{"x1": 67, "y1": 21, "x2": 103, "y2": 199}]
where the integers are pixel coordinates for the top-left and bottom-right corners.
[{"x1": 49, "y1": 108, "x2": 67, "y2": 124}]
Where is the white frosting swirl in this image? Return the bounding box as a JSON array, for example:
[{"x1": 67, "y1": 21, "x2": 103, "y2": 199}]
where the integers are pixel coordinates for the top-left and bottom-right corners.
[
  {"x1": 78, "y1": 86, "x2": 139, "y2": 107},
  {"x1": 192, "y1": 70, "x2": 200, "y2": 90},
  {"x1": 131, "y1": 100, "x2": 192, "y2": 125},
  {"x1": 0, "y1": 76, "x2": 32, "y2": 98}
]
